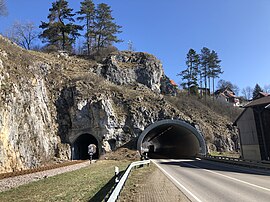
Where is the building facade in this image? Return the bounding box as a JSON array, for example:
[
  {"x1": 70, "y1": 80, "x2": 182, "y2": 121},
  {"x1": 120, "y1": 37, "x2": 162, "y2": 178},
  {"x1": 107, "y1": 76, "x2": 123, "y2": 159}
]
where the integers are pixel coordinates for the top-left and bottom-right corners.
[{"x1": 234, "y1": 96, "x2": 270, "y2": 161}]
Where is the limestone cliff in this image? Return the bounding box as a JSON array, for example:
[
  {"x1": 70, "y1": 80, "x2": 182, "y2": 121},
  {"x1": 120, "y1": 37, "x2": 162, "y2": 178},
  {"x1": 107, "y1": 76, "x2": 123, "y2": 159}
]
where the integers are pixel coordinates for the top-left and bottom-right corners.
[
  {"x1": 0, "y1": 36, "x2": 70, "y2": 173},
  {"x1": 0, "y1": 35, "x2": 239, "y2": 173},
  {"x1": 92, "y1": 51, "x2": 176, "y2": 95}
]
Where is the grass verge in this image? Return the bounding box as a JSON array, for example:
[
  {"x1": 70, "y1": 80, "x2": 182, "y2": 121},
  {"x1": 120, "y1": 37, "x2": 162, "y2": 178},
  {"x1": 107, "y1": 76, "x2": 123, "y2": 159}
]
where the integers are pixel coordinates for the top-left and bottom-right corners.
[
  {"x1": 119, "y1": 164, "x2": 155, "y2": 201},
  {"x1": 0, "y1": 160, "x2": 130, "y2": 202},
  {"x1": 209, "y1": 151, "x2": 240, "y2": 158},
  {"x1": 119, "y1": 163, "x2": 189, "y2": 202}
]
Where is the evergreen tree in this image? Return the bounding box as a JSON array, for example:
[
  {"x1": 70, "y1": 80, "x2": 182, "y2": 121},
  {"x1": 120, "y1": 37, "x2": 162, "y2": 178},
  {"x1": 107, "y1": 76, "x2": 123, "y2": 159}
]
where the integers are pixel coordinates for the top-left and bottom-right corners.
[
  {"x1": 93, "y1": 3, "x2": 122, "y2": 51},
  {"x1": 253, "y1": 83, "x2": 263, "y2": 99},
  {"x1": 178, "y1": 49, "x2": 199, "y2": 95},
  {"x1": 77, "y1": 0, "x2": 95, "y2": 55},
  {"x1": 209, "y1": 50, "x2": 223, "y2": 96},
  {"x1": 0, "y1": 0, "x2": 8, "y2": 16},
  {"x1": 199, "y1": 47, "x2": 211, "y2": 98},
  {"x1": 39, "y1": 0, "x2": 82, "y2": 51}
]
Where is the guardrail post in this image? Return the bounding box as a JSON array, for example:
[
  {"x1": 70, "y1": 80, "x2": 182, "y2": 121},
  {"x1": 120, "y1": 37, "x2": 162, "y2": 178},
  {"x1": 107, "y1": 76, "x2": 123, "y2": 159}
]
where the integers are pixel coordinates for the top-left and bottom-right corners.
[{"x1": 115, "y1": 166, "x2": 119, "y2": 184}]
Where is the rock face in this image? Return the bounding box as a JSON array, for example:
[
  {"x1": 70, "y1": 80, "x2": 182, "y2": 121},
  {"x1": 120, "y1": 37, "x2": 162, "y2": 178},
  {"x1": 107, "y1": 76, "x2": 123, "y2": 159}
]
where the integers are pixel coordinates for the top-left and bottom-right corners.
[
  {"x1": 0, "y1": 37, "x2": 70, "y2": 173},
  {"x1": 93, "y1": 51, "x2": 177, "y2": 95},
  {"x1": 0, "y1": 35, "x2": 239, "y2": 173},
  {"x1": 57, "y1": 82, "x2": 186, "y2": 152}
]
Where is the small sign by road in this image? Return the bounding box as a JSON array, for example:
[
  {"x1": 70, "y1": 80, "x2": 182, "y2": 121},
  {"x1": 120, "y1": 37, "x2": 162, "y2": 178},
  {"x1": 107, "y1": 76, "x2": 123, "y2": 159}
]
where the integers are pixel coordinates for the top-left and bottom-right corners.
[{"x1": 88, "y1": 144, "x2": 97, "y2": 164}]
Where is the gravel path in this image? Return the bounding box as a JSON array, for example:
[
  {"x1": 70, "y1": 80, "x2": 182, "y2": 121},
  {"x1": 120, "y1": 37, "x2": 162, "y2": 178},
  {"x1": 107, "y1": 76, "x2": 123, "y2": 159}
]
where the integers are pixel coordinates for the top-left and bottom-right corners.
[{"x1": 0, "y1": 161, "x2": 92, "y2": 192}]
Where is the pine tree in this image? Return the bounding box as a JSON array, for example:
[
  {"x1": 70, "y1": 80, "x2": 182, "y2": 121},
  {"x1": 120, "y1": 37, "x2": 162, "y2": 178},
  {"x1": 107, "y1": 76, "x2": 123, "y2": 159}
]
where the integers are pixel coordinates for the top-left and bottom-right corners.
[
  {"x1": 93, "y1": 3, "x2": 122, "y2": 51},
  {"x1": 39, "y1": 0, "x2": 82, "y2": 51},
  {"x1": 200, "y1": 47, "x2": 211, "y2": 99},
  {"x1": 178, "y1": 49, "x2": 199, "y2": 95},
  {"x1": 209, "y1": 50, "x2": 223, "y2": 97},
  {"x1": 77, "y1": 0, "x2": 95, "y2": 55},
  {"x1": 253, "y1": 83, "x2": 263, "y2": 99}
]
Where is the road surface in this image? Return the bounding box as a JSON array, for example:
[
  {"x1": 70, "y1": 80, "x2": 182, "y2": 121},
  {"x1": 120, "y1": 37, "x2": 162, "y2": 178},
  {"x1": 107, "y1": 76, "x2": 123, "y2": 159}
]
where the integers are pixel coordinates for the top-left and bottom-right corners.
[{"x1": 152, "y1": 159, "x2": 270, "y2": 202}]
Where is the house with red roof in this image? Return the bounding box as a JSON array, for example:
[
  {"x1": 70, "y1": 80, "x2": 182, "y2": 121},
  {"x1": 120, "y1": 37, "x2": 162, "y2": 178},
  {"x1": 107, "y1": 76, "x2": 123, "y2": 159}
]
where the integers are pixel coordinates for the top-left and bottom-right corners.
[{"x1": 214, "y1": 87, "x2": 240, "y2": 107}]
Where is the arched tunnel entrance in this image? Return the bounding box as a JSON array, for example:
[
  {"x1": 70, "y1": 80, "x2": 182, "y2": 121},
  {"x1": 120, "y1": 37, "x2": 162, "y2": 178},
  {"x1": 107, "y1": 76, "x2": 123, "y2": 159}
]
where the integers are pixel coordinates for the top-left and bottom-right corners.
[
  {"x1": 72, "y1": 134, "x2": 99, "y2": 160},
  {"x1": 137, "y1": 119, "x2": 207, "y2": 159}
]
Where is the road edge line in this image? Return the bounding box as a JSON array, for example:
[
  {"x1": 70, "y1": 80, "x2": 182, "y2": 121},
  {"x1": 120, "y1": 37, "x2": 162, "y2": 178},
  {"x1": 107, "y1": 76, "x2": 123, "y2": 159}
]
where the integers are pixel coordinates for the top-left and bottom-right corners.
[
  {"x1": 182, "y1": 162, "x2": 270, "y2": 192},
  {"x1": 151, "y1": 160, "x2": 202, "y2": 202}
]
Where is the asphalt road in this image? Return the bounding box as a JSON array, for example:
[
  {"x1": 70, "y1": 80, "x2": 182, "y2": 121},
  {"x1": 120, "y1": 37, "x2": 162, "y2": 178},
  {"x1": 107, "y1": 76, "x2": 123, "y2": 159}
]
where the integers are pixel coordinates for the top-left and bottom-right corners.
[{"x1": 152, "y1": 159, "x2": 270, "y2": 202}]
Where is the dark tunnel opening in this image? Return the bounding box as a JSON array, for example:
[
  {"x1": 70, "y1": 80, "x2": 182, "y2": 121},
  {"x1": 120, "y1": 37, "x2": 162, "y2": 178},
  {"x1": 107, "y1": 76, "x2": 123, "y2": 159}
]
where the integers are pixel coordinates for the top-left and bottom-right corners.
[
  {"x1": 73, "y1": 134, "x2": 99, "y2": 160},
  {"x1": 137, "y1": 120, "x2": 206, "y2": 159}
]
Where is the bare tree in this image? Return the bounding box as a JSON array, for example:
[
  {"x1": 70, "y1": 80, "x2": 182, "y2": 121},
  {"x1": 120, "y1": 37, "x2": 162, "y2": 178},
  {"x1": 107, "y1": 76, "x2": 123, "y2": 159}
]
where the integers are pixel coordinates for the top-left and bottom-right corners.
[
  {"x1": 217, "y1": 79, "x2": 239, "y2": 95},
  {"x1": 242, "y1": 86, "x2": 253, "y2": 100},
  {"x1": 127, "y1": 40, "x2": 135, "y2": 51},
  {"x1": 264, "y1": 84, "x2": 270, "y2": 93},
  {"x1": 5, "y1": 21, "x2": 39, "y2": 50},
  {"x1": 0, "y1": 0, "x2": 8, "y2": 16}
]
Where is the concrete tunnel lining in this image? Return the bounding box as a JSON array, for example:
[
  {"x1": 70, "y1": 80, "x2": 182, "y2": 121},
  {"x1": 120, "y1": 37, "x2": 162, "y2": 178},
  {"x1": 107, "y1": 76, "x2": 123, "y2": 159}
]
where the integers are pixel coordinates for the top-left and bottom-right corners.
[{"x1": 137, "y1": 119, "x2": 207, "y2": 158}]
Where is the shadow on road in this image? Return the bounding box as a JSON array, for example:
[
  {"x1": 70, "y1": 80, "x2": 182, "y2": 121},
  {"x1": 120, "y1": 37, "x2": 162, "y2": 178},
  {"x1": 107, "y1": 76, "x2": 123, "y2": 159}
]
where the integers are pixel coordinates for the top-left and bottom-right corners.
[{"x1": 159, "y1": 159, "x2": 270, "y2": 176}]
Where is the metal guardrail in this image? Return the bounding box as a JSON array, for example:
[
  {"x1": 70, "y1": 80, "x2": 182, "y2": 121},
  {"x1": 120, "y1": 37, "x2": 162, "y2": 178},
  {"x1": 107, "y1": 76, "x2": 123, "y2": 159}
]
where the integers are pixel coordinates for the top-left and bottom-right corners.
[
  {"x1": 202, "y1": 155, "x2": 270, "y2": 170},
  {"x1": 106, "y1": 160, "x2": 150, "y2": 202}
]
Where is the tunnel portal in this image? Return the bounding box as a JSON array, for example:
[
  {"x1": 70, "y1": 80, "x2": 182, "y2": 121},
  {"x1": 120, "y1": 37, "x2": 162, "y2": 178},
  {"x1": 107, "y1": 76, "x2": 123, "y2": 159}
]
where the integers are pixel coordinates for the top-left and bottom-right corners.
[
  {"x1": 137, "y1": 119, "x2": 207, "y2": 158},
  {"x1": 72, "y1": 134, "x2": 99, "y2": 160}
]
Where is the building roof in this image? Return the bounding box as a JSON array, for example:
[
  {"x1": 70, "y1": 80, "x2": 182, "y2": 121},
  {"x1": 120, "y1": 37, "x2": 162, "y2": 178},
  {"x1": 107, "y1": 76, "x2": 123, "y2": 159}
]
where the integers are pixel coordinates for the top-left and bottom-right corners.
[
  {"x1": 234, "y1": 96, "x2": 270, "y2": 126},
  {"x1": 170, "y1": 79, "x2": 177, "y2": 86},
  {"x1": 244, "y1": 96, "x2": 270, "y2": 108},
  {"x1": 259, "y1": 92, "x2": 269, "y2": 97},
  {"x1": 254, "y1": 91, "x2": 270, "y2": 100},
  {"x1": 214, "y1": 86, "x2": 234, "y2": 94}
]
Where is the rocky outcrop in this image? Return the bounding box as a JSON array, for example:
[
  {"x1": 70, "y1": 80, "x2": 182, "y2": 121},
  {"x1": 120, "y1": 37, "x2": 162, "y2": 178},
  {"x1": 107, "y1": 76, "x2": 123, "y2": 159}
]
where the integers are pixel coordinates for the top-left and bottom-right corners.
[
  {"x1": 93, "y1": 51, "x2": 177, "y2": 95},
  {"x1": 0, "y1": 35, "x2": 239, "y2": 173},
  {"x1": 0, "y1": 36, "x2": 72, "y2": 173},
  {"x1": 56, "y1": 79, "x2": 238, "y2": 154},
  {"x1": 56, "y1": 81, "x2": 188, "y2": 153}
]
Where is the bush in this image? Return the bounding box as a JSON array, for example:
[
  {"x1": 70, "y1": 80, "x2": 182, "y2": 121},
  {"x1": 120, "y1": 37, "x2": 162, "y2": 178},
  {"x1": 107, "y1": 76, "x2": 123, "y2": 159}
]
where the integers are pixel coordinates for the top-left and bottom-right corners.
[{"x1": 90, "y1": 46, "x2": 118, "y2": 62}]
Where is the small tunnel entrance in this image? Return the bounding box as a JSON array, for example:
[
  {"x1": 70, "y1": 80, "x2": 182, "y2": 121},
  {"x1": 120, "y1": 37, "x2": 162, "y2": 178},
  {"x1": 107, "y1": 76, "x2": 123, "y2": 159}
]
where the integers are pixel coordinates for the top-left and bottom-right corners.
[
  {"x1": 137, "y1": 119, "x2": 207, "y2": 159},
  {"x1": 73, "y1": 134, "x2": 99, "y2": 160}
]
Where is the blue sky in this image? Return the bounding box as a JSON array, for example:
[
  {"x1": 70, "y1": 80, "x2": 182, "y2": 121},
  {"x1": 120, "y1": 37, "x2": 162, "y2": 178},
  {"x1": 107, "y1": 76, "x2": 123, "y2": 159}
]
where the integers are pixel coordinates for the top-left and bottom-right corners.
[{"x1": 1, "y1": 0, "x2": 270, "y2": 94}]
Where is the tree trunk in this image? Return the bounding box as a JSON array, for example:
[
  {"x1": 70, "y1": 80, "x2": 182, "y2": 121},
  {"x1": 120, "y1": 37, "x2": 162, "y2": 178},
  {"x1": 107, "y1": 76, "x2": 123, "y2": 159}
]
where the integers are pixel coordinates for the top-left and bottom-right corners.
[
  {"x1": 86, "y1": 17, "x2": 90, "y2": 55},
  {"x1": 200, "y1": 74, "x2": 202, "y2": 98},
  {"x1": 212, "y1": 77, "x2": 215, "y2": 101},
  {"x1": 62, "y1": 31, "x2": 65, "y2": 50},
  {"x1": 188, "y1": 64, "x2": 191, "y2": 96},
  {"x1": 97, "y1": 34, "x2": 101, "y2": 52},
  {"x1": 204, "y1": 74, "x2": 207, "y2": 102}
]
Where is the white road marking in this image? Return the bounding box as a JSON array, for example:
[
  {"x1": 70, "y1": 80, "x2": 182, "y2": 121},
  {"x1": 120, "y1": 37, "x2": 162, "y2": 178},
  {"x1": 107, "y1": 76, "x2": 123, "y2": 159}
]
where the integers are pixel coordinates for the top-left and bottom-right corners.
[
  {"x1": 202, "y1": 159, "x2": 270, "y2": 176},
  {"x1": 182, "y1": 162, "x2": 270, "y2": 192},
  {"x1": 151, "y1": 160, "x2": 202, "y2": 202}
]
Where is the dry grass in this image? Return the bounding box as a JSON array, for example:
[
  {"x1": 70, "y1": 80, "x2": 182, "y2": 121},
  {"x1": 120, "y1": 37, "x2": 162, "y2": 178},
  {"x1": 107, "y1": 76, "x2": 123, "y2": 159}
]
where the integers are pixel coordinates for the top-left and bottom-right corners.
[{"x1": 165, "y1": 93, "x2": 243, "y2": 122}]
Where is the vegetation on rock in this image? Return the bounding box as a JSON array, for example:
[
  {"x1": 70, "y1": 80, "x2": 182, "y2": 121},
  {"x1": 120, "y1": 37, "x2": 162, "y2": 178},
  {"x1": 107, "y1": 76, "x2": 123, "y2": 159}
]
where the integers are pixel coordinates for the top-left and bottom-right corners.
[{"x1": 0, "y1": 35, "x2": 241, "y2": 173}]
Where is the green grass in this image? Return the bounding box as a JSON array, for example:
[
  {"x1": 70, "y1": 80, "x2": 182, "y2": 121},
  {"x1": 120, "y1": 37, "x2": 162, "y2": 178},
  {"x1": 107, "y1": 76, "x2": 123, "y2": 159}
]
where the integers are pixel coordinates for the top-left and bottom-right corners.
[{"x1": 0, "y1": 160, "x2": 130, "y2": 202}]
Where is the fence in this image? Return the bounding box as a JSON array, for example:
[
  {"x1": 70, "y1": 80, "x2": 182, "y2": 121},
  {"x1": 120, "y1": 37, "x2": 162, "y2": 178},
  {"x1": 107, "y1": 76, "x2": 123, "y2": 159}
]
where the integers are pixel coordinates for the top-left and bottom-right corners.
[{"x1": 202, "y1": 155, "x2": 270, "y2": 170}]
